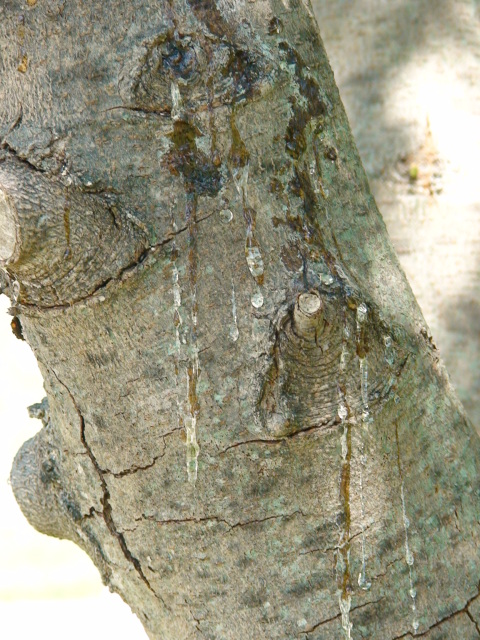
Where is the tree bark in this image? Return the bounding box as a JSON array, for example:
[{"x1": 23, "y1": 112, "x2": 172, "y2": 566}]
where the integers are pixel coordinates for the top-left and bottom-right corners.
[{"x1": 1, "y1": 1, "x2": 479, "y2": 638}]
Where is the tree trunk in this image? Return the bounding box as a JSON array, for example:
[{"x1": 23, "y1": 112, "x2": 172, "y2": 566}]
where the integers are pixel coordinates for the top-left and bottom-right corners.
[{"x1": 2, "y1": 1, "x2": 479, "y2": 638}]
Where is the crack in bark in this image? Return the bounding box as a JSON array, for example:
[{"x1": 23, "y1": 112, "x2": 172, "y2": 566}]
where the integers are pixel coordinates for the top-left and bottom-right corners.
[
  {"x1": 141, "y1": 509, "x2": 306, "y2": 532},
  {"x1": 104, "y1": 426, "x2": 184, "y2": 477},
  {"x1": 107, "y1": 453, "x2": 165, "y2": 478},
  {"x1": 392, "y1": 586, "x2": 480, "y2": 639},
  {"x1": 102, "y1": 98, "x2": 225, "y2": 118},
  {"x1": 302, "y1": 597, "x2": 384, "y2": 636},
  {"x1": 0, "y1": 143, "x2": 46, "y2": 174},
  {"x1": 183, "y1": 599, "x2": 204, "y2": 635},
  {"x1": 0, "y1": 106, "x2": 50, "y2": 174},
  {"x1": 467, "y1": 607, "x2": 480, "y2": 637},
  {"x1": 0, "y1": 108, "x2": 46, "y2": 175},
  {"x1": 1, "y1": 106, "x2": 24, "y2": 147},
  {"x1": 141, "y1": 513, "x2": 232, "y2": 528},
  {"x1": 218, "y1": 437, "x2": 285, "y2": 454},
  {"x1": 230, "y1": 509, "x2": 306, "y2": 530},
  {"x1": 103, "y1": 104, "x2": 172, "y2": 117},
  {"x1": 50, "y1": 369, "x2": 157, "y2": 596},
  {"x1": 368, "y1": 556, "x2": 403, "y2": 582},
  {"x1": 298, "y1": 524, "x2": 372, "y2": 557},
  {"x1": 218, "y1": 421, "x2": 338, "y2": 455},
  {"x1": 81, "y1": 505, "x2": 101, "y2": 521}
]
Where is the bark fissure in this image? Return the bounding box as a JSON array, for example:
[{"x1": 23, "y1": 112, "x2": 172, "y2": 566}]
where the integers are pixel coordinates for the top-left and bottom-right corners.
[
  {"x1": 103, "y1": 415, "x2": 183, "y2": 479},
  {"x1": 141, "y1": 514, "x2": 231, "y2": 528},
  {"x1": 0, "y1": 145, "x2": 46, "y2": 174},
  {"x1": 0, "y1": 107, "x2": 23, "y2": 145},
  {"x1": 81, "y1": 505, "x2": 100, "y2": 521},
  {"x1": 467, "y1": 608, "x2": 480, "y2": 637},
  {"x1": 50, "y1": 369, "x2": 157, "y2": 596},
  {"x1": 297, "y1": 524, "x2": 372, "y2": 557},
  {"x1": 229, "y1": 508, "x2": 305, "y2": 530},
  {"x1": 0, "y1": 108, "x2": 47, "y2": 174},
  {"x1": 369, "y1": 557, "x2": 404, "y2": 583},
  {"x1": 184, "y1": 599, "x2": 203, "y2": 635},
  {"x1": 141, "y1": 509, "x2": 306, "y2": 532},
  {"x1": 217, "y1": 421, "x2": 339, "y2": 454},
  {"x1": 107, "y1": 451, "x2": 165, "y2": 478},
  {"x1": 302, "y1": 597, "x2": 385, "y2": 636},
  {"x1": 103, "y1": 104, "x2": 172, "y2": 117},
  {"x1": 392, "y1": 586, "x2": 480, "y2": 639}
]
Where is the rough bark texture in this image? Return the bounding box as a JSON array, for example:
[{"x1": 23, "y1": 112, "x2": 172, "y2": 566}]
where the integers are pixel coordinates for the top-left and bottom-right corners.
[{"x1": 1, "y1": 1, "x2": 479, "y2": 639}]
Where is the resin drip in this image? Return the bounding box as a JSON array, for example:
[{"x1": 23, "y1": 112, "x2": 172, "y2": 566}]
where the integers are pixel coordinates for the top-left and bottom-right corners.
[
  {"x1": 171, "y1": 81, "x2": 182, "y2": 121},
  {"x1": 186, "y1": 356, "x2": 200, "y2": 484},
  {"x1": 170, "y1": 212, "x2": 187, "y2": 483},
  {"x1": 309, "y1": 159, "x2": 326, "y2": 198},
  {"x1": 337, "y1": 315, "x2": 353, "y2": 639},
  {"x1": 355, "y1": 303, "x2": 371, "y2": 591},
  {"x1": 339, "y1": 594, "x2": 353, "y2": 640},
  {"x1": 229, "y1": 109, "x2": 250, "y2": 200},
  {"x1": 162, "y1": 109, "x2": 223, "y2": 482},
  {"x1": 171, "y1": 216, "x2": 182, "y2": 363},
  {"x1": 63, "y1": 203, "x2": 71, "y2": 258},
  {"x1": 185, "y1": 193, "x2": 200, "y2": 483},
  {"x1": 384, "y1": 335, "x2": 395, "y2": 366},
  {"x1": 10, "y1": 277, "x2": 20, "y2": 305},
  {"x1": 230, "y1": 280, "x2": 239, "y2": 342},
  {"x1": 360, "y1": 358, "x2": 369, "y2": 419},
  {"x1": 338, "y1": 414, "x2": 353, "y2": 640},
  {"x1": 396, "y1": 424, "x2": 419, "y2": 634},
  {"x1": 229, "y1": 109, "x2": 265, "y2": 307},
  {"x1": 245, "y1": 227, "x2": 264, "y2": 284},
  {"x1": 356, "y1": 303, "x2": 369, "y2": 422},
  {"x1": 357, "y1": 461, "x2": 371, "y2": 591}
]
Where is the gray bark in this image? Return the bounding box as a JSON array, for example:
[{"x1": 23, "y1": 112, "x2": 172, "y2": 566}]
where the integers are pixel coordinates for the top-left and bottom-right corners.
[{"x1": 1, "y1": 1, "x2": 479, "y2": 638}]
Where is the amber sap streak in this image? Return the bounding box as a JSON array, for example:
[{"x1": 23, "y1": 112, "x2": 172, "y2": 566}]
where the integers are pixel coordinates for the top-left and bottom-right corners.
[{"x1": 340, "y1": 421, "x2": 352, "y2": 599}]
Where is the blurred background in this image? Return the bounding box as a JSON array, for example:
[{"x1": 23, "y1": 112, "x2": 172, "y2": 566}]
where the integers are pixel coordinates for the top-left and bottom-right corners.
[{"x1": 1, "y1": 1, "x2": 479, "y2": 637}]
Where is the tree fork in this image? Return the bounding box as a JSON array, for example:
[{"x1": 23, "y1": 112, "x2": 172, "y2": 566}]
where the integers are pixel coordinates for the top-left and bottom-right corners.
[{"x1": 0, "y1": 1, "x2": 479, "y2": 639}]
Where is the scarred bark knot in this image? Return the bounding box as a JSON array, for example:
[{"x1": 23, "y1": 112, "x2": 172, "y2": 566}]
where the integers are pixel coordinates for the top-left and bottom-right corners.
[
  {"x1": 259, "y1": 289, "x2": 335, "y2": 438},
  {"x1": 0, "y1": 158, "x2": 149, "y2": 308},
  {"x1": 259, "y1": 288, "x2": 409, "y2": 439},
  {"x1": 293, "y1": 291, "x2": 324, "y2": 342}
]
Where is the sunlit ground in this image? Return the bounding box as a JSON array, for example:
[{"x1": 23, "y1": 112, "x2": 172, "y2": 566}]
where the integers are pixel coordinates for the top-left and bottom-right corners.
[{"x1": 375, "y1": 43, "x2": 480, "y2": 431}]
